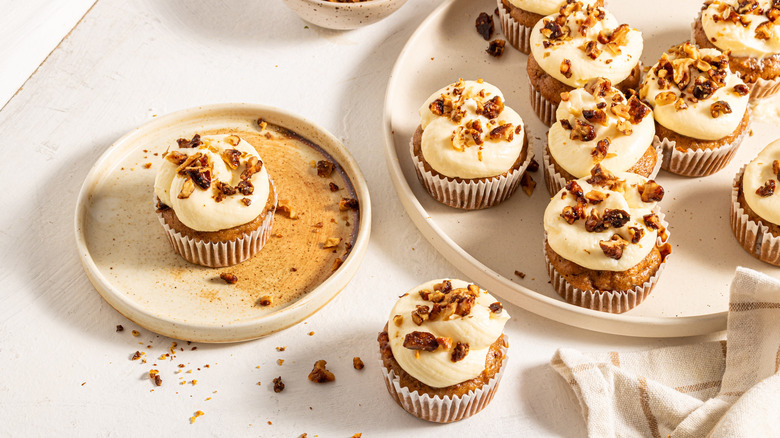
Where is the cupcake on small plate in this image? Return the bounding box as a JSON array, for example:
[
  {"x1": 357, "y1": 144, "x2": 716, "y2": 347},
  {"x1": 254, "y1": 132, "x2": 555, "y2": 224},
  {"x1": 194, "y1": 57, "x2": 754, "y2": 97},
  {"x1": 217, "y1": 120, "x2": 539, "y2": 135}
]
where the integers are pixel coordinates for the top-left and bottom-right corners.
[
  {"x1": 543, "y1": 165, "x2": 671, "y2": 313},
  {"x1": 154, "y1": 134, "x2": 277, "y2": 267},
  {"x1": 692, "y1": 0, "x2": 780, "y2": 99},
  {"x1": 378, "y1": 279, "x2": 510, "y2": 423},
  {"x1": 544, "y1": 77, "x2": 659, "y2": 195},
  {"x1": 731, "y1": 139, "x2": 780, "y2": 265},
  {"x1": 411, "y1": 78, "x2": 532, "y2": 210},
  {"x1": 640, "y1": 42, "x2": 750, "y2": 177},
  {"x1": 497, "y1": 0, "x2": 602, "y2": 54},
  {"x1": 527, "y1": 1, "x2": 643, "y2": 126}
]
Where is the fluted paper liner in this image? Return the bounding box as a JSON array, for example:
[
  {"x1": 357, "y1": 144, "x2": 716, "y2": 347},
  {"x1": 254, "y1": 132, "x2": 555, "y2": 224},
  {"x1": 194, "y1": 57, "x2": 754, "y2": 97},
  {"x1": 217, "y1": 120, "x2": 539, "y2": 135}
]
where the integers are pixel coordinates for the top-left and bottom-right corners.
[
  {"x1": 410, "y1": 139, "x2": 533, "y2": 210},
  {"x1": 654, "y1": 126, "x2": 746, "y2": 177},
  {"x1": 730, "y1": 165, "x2": 780, "y2": 266},
  {"x1": 530, "y1": 83, "x2": 557, "y2": 127},
  {"x1": 497, "y1": 0, "x2": 532, "y2": 54},
  {"x1": 379, "y1": 337, "x2": 508, "y2": 423},
  {"x1": 544, "y1": 212, "x2": 670, "y2": 313},
  {"x1": 542, "y1": 144, "x2": 663, "y2": 195},
  {"x1": 156, "y1": 180, "x2": 277, "y2": 268}
]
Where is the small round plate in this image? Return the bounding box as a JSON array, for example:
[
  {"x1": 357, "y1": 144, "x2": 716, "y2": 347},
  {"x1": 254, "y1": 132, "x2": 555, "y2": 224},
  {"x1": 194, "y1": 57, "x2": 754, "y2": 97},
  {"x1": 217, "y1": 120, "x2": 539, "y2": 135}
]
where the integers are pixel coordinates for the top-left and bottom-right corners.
[{"x1": 75, "y1": 103, "x2": 371, "y2": 342}]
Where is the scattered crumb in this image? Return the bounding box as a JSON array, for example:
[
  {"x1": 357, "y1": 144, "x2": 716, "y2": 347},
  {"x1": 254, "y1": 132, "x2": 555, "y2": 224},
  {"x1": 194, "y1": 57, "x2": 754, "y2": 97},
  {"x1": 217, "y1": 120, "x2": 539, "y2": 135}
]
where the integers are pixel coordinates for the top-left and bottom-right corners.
[
  {"x1": 308, "y1": 331, "x2": 315, "y2": 336},
  {"x1": 308, "y1": 360, "x2": 335, "y2": 383},
  {"x1": 143, "y1": 163, "x2": 152, "y2": 169},
  {"x1": 116, "y1": 325, "x2": 124, "y2": 332},
  {"x1": 331, "y1": 258, "x2": 343, "y2": 271},
  {"x1": 268, "y1": 421, "x2": 273, "y2": 425},
  {"x1": 487, "y1": 39, "x2": 506, "y2": 57},
  {"x1": 353, "y1": 357, "x2": 364, "y2": 370},
  {"x1": 352, "y1": 434, "x2": 362, "y2": 438},
  {"x1": 132, "y1": 330, "x2": 140, "y2": 337},
  {"x1": 329, "y1": 182, "x2": 339, "y2": 192},
  {"x1": 475, "y1": 11, "x2": 494, "y2": 40},
  {"x1": 514, "y1": 271, "x2": 526, "y2": 279},
  {"x1": 277, "y1": 200, "x2": 299, "y2": 219},
  {"x1": 277, "y1": 359, "x2": 284, "y2": 366},
  {"x1": 316, "y1": 160, "x2": 335, "y2": 178},
  {"x1": 338, "y1": 198, "x2": 359, "y2": 211},
  {"x1": 323, "y1": 237, "x2": 341, "y2": 249},
  {"x1": 219, "y1": 272, "x2": 238, "y2": 284},
  {"x1": 257, "y1": 381, "x2": 262, "y2": 386},
  {"x1": 149, "y1": 369, "x2": 162, "y2": 386},
  {"x1": 131, "y1": 351, "x2": 143, "y2": 361},
  {"x1": 276, "y1": 346, "x2": 286, "y2": 352},
  {"x1": 257, "y1": 296, "x2": 273, "y2": 307},
  {"x1": 520, "y1": 173, "x2": 536, "y2": 196},
  {"x1": 273, "y1": 376, "x2": 285, "y2": 393},
  {"x1": 527, "y1": 158, "x2": 539, "y2": 172},
  {"x1": 81, "y1": 382, "x2": 86, "y2": 386},
  {"x1": 190, "y1": 410, "x2": 204, "y2": 424},
  {"x1": 290, "y1": 267, "x2": 297, "y2": 272}
]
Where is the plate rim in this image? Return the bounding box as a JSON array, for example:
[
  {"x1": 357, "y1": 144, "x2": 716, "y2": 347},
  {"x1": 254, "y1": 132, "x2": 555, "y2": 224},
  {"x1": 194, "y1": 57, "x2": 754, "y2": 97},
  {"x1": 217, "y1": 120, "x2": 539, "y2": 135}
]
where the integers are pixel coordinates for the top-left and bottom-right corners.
[
  {"x1": 74, "y1": 102, "x2": 372, "y2": 342},
  {"x1": 381, "y1": 0, "x2": 727, "y2": 338}
]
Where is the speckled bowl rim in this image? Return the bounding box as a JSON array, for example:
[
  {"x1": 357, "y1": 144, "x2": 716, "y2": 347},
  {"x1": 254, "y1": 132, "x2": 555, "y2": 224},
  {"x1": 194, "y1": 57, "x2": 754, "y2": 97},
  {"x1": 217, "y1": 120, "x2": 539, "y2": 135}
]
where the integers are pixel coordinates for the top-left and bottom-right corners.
[{"x1": 74, "y1": 103, "x2": 372, "y2": 343}]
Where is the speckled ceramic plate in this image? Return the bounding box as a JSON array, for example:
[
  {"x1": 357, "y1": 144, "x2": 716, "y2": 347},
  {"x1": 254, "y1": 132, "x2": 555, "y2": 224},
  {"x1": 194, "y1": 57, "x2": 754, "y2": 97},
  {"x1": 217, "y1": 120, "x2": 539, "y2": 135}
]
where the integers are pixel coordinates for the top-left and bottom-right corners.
[
  {"x1": 383, "y1": 0, "x2": 780, "y2": 337},
  {"x1": 75, "y1": 104, "x2": 371, "y2": 343}
]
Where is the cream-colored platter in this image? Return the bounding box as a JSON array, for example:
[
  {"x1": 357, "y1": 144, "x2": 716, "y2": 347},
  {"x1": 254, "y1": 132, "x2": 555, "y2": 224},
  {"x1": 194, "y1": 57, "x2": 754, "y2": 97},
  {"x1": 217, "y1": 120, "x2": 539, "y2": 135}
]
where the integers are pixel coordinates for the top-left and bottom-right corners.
[
  {"x1": 75, "y1": 104, "x2": 371, "y2": 342},
  {"x1": 383, "y1": 0, "x2": 780, "y2": 337}
]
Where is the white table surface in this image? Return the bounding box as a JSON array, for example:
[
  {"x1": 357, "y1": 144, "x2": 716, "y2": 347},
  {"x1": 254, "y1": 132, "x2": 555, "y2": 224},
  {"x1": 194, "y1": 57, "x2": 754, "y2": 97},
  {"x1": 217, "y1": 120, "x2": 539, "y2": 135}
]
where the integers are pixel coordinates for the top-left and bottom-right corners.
[{"x1": 0, "y1": 1, "x2": 725, "y2": 436}]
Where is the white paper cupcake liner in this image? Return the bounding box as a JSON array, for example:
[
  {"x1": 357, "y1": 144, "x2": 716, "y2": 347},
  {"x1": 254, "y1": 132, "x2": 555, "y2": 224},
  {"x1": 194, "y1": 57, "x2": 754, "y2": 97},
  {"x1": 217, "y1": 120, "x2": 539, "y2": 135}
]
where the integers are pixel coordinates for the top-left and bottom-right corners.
[
  {"x1": 379, "y1": 336, "x2": 508, "y2": 423},
  {"x1": 530, "y1": 82, "x2": 557, "y2": 127},
  {"x1": 543, "y1": 212, "x2": 670, "y2": 313},
  {"x1": 410, "y1": 139, "x2": 533, "y2": 210},
  {"x1": 654, "y1": 126, "x2": 746, "y2": 177},
  {"x1": 730, "y1": 165, "x2": 780, "y2": 266},
  {"x1": 542, "y1": 144, "x2": 663, "y2": 196},
  {"x1": 497, "y1": 0, "x2": 532, "y2": 54},
  {"x1": 155, "y1": 181, "x2": 277, "y2": 268}
]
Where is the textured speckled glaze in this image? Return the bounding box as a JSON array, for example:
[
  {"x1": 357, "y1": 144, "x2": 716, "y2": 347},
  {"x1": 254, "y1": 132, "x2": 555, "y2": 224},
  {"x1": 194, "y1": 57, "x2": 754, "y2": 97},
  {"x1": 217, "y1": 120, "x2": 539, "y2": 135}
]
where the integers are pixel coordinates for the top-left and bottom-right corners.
[{"x1": 282, "y1": 0, "x2": 408, "y2": 30}]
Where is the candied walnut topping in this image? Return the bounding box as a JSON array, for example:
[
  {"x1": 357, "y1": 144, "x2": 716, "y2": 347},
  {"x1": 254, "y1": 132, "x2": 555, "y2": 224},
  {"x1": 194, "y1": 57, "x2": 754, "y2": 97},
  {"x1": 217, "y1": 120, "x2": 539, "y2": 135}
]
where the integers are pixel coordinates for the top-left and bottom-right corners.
[
  {"x1": 353, "y1": 357, "x2": 364, "y2": 370},
  {"x1": 603, "y1": 209, "x2": 630, "y2": 228},
  {"x1": 693, "y1": 77, "x2": 717, "y2": 100},
  {"x1": 339, "y1": 198, "x2": 359, "y2": 211},
  {"x1": 240, "y1": 197, "x2": 251, "y2": 206},
  {"x1": 674, "y1": 98, "x2": 689, "y2": 111},
  {"x1": 436, "y1": 337, "x2": 453, "y2": 350},
  {"x1": 488, "y1": 123, "x2": 515, "y2": 141},
  {"x1": 586, "y1": 164, "x2": 622, "y2": 190},
  {"x1": 584, "y1": 40, "x2": 602, "y2": 59},
  {"x1": 236, "y1": 179, "x2": 254, "y2": 196},
  {"x1": 756, "y1": 21, "x2": 774, "y2": 40},
  {"x1": 477, "y1": 95, "x2": 504, "y2": 120},
  {"x1": 308, "y1": 360, "x2": 336, "y2": 383},
  {"x1": 773, "y1": 160, "x2": 780, "y2": 179},
  {"x1": 257, "y1": 295, "x2": 273, "y2": 306},
  {"x1": 219, "y1": 272, "x2": 238, "y2": 284},
  {"x1": 178, "y1": 179, "x2": 195, "y2": 199},
  {"x1": 585, "y1": 190, "x2": 607, "y2": 204},
  {"x1": 733, "y1": 84, "x2": 749, "y2": 96},
  {"x1": 655, "y1": 90, "x2": 677, "y2": 106},
  {"x1": 403, "y1": 331, "x2": 439, "y2": 351},
  {"x1": 710, "y1": 101, "x2": 732, "y2": 118},
  {"x1": 599, "y1": 234, "x2": 629, "y2": 260},
  {"x1": 520, "y1": 173, "x2": 536, "y2": 197},
  {"x1": 329, "y1": 182, "x2": 340, "y2": 192},
  {"x1": 643, "y1": 212, "x2": 662, "y2": 230},
  {"x1": 561, "y1": 205, "x2": 585, "y2": 224},
  {"x1": 638, "y1": 180, "x2": 665, "y2": 202},
  {"x1": 475, "y1": 12, "x2": 494, "y2": 40},
  {"x1": 583, "y1": 109, "x2": 608, "y2": 126},
  {"x1": 316, "y1": 160, "x2": 335, "y2": 178},
  {"x1": 272, "y1": 376, "x2": 285, "y2": 393},
  {"x1": 756, "y1": 180, "x2": 776, "y2": 197},
  {"x1": 489, "y1": 302, "x2": 503, "y2": 313},
  {"x1": 166, "y1": 151, "x2": 188, "y2": 165},
  {"x1": 585, "y1": 209, "x2": 607, "y2": 232},
  {"x1": 541, "y1": 18, "x2": 567, "y2": 40},
  {"x1": 592, "y1": 138, "x2": 610, "y2": 161},
  {"x1": 585, "y1": 78, "x2": 612, "y2": 97},
  {"x1": 615, "y1": 120, "x2": 633, "y2": 136},
  {"x1": 177, "y1": 134, "x2": 202, "y2": 149},
  {"x1": 241, "y1": 156, "x2": 264, "y2": 181},
  {"x1": 628, "y1": 226, "x2": 644, "y2": 244},
  {"x1": 560, "y1": 59, "x2": 573, "y2": 79},
  {"x1": 487, "y1": 39, "x2": 506, "y2": 57},
  {"x1": 570, "y1": 120, "x2": 597, "y2": 142},
  {"x1": 451, "y1": 342, "x2": 469, "y2": 362}
]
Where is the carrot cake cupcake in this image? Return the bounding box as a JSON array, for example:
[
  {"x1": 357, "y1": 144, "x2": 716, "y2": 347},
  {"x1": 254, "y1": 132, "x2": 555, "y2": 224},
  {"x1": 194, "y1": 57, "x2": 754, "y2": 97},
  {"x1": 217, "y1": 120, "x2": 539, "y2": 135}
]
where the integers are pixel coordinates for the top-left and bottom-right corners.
[
  {"x1": 543, "y1": 165, "x2": 671, "y2": 313},
  {"x1": 378, "y1": 279, "x2": 510, "y2": 422},
  {"x1": 154, "y1": 134, "x2": 277, "y2": 267},
  {"x1": 411, "y1": 78, "x2": 532, "y2": 210},
  {"x1": 527, "y1": 1, "x2": 643, "y2": 126},
  {"x1": 641, "y1": 43, "x2": 750, "y2": 177},
  {"x1": 692, "y1": 0, "x2": 780, "y2": 99},
  {"x1": 497, "y1": 0, "x2": 602, "y2": 54},
  {"x1": 731, "y1": 139, "x2": 780, "y2": 265},
  {"x1": 544, "y1": 77, "x2": 658, "y2": 195}
]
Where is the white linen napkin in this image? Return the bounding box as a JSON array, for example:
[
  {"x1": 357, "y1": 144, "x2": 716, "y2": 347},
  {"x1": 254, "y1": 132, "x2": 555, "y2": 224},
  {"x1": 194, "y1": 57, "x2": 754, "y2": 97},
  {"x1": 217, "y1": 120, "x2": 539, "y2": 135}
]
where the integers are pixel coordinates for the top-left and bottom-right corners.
[{"x1": 550, "y1": 267, "x2": 780, "y2": 438}]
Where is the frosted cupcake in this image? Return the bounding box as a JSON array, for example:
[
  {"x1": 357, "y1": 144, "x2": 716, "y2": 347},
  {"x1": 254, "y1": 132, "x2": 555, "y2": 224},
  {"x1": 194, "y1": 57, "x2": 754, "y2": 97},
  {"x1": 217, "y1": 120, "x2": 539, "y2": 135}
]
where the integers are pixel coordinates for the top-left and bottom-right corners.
[
  {"x1": 378, "y1": 279, "x2": 510, "y2": 423},
  {"x1": 527, "y1": 2, "x2": 643, "y2": 126},
  {"x1": 544, "y1": 77, "x2": 658, "y2": 195},
  {"x1": 543, "y1": 165, "x2": 671, "y2": 313},
  {"x1": 640, "y1": 43, "x2": 750, "y2": 177},
  {"x1": 411, "y1": 79, "x2": 532, "y2": 210},
  {"x1": 497, "y1": 0, "x2": 602, "y2": 54},
  {"x1": 731, "y1": 139, "x2": 780, "y2": 265},
  {"x1": 154, "y1": 134, "x2": 277, "y2": 267},
  {"x1": 692, "y1": 0, "x2": 780, "y2": 99}
]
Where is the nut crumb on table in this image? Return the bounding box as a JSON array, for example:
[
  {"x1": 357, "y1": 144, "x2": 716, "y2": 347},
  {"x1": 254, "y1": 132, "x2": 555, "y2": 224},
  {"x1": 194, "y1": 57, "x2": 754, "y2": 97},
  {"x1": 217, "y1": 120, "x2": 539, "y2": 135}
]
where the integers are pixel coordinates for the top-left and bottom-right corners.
[
  {"x1": 353, "y1": 357, "x2": 364, "y2": 370},
  {"x1": 475, "y1": 12, "x2": 494, "y2": 41},
  {"x1": 273, "y1": 376, "x2": 285, "y2": 393},
  {"x1": 116, "y1": 325, "x2": 124, "y2": 332},
  {"x1": 308, "y1": 360, "x2": 335, "y2": 383},
  {"x1": 515, "y1": 270, "x2": 526, "y2": 279},
  {"x1": 219, "y1": 272, "x2": 238, "y2": 284},
  {"x1": 487, "y1": 39, "x2": 506, "y2": 57}
]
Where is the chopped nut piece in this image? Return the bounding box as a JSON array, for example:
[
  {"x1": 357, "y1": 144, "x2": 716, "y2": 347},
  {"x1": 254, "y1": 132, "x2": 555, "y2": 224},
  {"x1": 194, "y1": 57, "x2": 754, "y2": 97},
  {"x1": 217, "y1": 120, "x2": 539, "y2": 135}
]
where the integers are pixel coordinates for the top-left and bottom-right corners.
[
  {"x1": 592, "y1": 138, "x2": 610, "y2": 161},
  {"x1": 628, "y1": 226, "x2": 644, "y2": 244},
  {"x1": 339, "y1": 198, "x2": 359, "y2": 211},
  {"x1": 585, "y1": 190, "x2": 606, "y2": 204},
  {"x1": 584, "y1": 40, "x2": 602, "y2": 59},
  {"x1": 403, "y1": 331, "x2": 439, "y2": 351},
  {"x1": 674, "y1": 98, "x2": 689, "y2": 111},
  {"x1": 190, "y1": 410, "x2": 205, "y2": 424},
  {"x1": 587, "y1": 164, "x2": 620, "y2": 189},
  {"x1": 643, "y1": 213, "x2": 662, "y2": 230},
  {"x1": 477, "y1": 95, "x2": 504, "y2": 119},
  {"x1": 733, "y1": 84, "x2": 749, "y2": 96},
  {"x1": 177, "y1": 134, "x2": 202, "y2": 149},
  {"x1": 353, "y1": 357, "x2": 365, "y2": 370},
  {"x1": 756, "y1": 21, "x2": 773, "y2": 40},
  {"x1": 131, "y1": 351, "x2": 142, "y2": 360},
  {"x1": 599, "y1": 234, "x2": 629, "y2": 260},
  {"x1": 609, "y1": 23, "x2": 630, "y2": 46},
  {"x1": 149, "y1": 369, "x2": 162, "y2": 386},
  {"x1": 570, "y1": 120, "x2": 596, "y2": 142},
  {"x1": 257, "y1": 295, "x2": 273, "y2": 306},
  {"x1": 655, "y1": 91, "x2": 677, "y2": 106},
  {"x1": 331, "y1": 258, "x2": 344, "y2": 271},
  {"x1": 219, "y1": 273, "x2": 238, "y2": 284},
  {"x1": 329, "y1": 182, "x2": 340, "y2": 192},
  {"x1": 585, "y1": 77, "x2": 612, "y2": 97},
  {"x1": 323, "y1": 237, "x2": 341, "y2": 249},
  {"x1": 241, "y1": 156, "x2": 264, "y2": 180},
  {"x1": 316, "y1": 160, "x2": 335, "y2": 178},
  {"x1": 486, "y1": 39, "x2": 506, "y2": 57},
  {"x1": 583, "y1": 109, "x2": 608, "y2": 126},
  {"x1": 277, "y1": 200, "x2": 298, "y2": 219},
  {"x1": 116, "y1": 325, "x2": 124, "y2": 332},
  {"x1": 693, "y1": 77, "x2": 717, "y2": 100},
  {"x1": 584, "y1": 209, "x2": 607, "y2": 233},
  {"x1": 273, "y1": 376, "x2": 285, "y2": 393},
  {"x1": 240, "y1": 197, "x2": 251, "y2": 206},
  {"x1": 560, "y1": 91, "x2": 571, "y2": 102},
  {"x1": 488, "y1": 302, "x2": 503, "y2": 313},
  {"x1": 773, "y1": 160, "x2": 780, "y2": 179},
  {"x1": 560, "y1": 59, "x2": 573, "y2": 79},
  {"x1": 616, "y1": 120, "x2": 633, "y2": 136},
  {"x1": 178, "y1": 178, "x2": 195, "y2": 199},
  {"x1": 488, "y1": 123, "x2": 514, "y2": 141},
  {"x1": 603, "y1": 209, "x2": 630, "y2": 228},
  {"x1": 451, "y1": 342, "x2": 469, "y2": 362},
  {"x1": 710, "y1": 100, "x2": 732, "y2": 118},
  {"x1": 475, "y1": 12, "x2": 494, "y2": 40},
  {"x1": 520, "y1": 173, "x2": 536, "y2": 196},
  {"x1": 638, "y1": 180, "x2": 665, "y2": 202},
  {"x1": 561, "y1": 206, "x2": 582, "y2": 224},
  {"x1": 527, "y1": 158, "x2": 539, "y2": 172},
  {"x1": 756, "y1": 180, "x2": 776, "y2": 197},
  {"x1": 436, "y1": 337, "x2": 453, "y2": 350},
  {"x1": 132, "y1": 330, "x2": 140, "y2": 337},
  {"x1": 308, "y1": 360, "x2": 336, "y2": 383},
  {"x1": 392, "y1": 315, "x2": 404, "y2": 327},
  {"x1": 166, "y1": 151, "x2": 188, "y2": 165}
]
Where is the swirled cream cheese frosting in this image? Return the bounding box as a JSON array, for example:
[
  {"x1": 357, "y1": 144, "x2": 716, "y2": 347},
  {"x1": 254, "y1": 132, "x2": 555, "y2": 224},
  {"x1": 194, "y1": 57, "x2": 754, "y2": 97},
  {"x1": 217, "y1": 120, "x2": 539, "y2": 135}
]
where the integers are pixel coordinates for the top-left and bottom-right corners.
[
  {"x1": 154, "y1": 134, "x2": 271, "y2": 232},
  {"x1": 387, "y1": 279, "x2": 510, "y2": 388},
  {"x1": 419, "y1": 79, "x2": 525, "y2": 179},
  {"x1": 743, "y1": 139, "x2": 780, "y2": 225},
  {"x1": 640, "y1": 43, "x2": 750, "y2": 141},
  {"x1": 529, "y1": 2, "x2": 643, "y2": 88},
  {"x1": 548, "y1": 77, "x2": 654, "y2": 177},
  {"x1": 701, "y1": 0, "x2": 780, "y2": 58},
  {"x1": 507, "y1": 0, "x2": 598, "y2": 16},
  {"x1": 544, "y1": 166, "x2": 668, "y2": 271}
]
